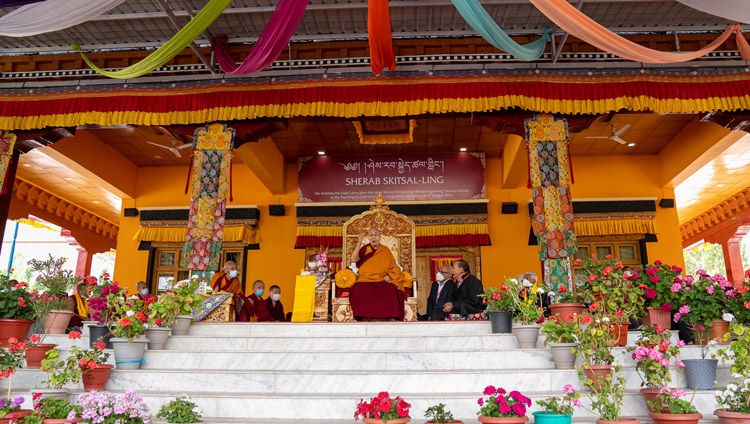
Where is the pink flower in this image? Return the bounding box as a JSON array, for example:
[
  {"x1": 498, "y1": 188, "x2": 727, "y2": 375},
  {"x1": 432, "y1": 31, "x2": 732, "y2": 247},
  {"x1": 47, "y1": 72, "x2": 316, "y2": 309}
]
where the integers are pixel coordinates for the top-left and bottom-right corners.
[
  {"x1": 562, "y1": 384, "x2": 576, "y2": 394},
  {"x1": 706, "y1": 285, "x2": 715, "y2": 295},
  {"x1": 483, "y1": 386, "x2": 496, "y2": 396},
  {"x1": 671, "y1": 283, "x2": 681, "y2": 293}
]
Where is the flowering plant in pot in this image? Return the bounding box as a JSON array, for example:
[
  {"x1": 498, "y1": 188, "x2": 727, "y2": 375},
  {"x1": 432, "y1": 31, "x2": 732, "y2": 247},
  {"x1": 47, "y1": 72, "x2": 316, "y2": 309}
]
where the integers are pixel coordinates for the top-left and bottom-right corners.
[
  {"x1": 155, "y1": 395, "x2": 202, "y2": 423},
  {"x1": 478, "y1": 284, "x2": 513, "y2": 312},
  {"x1": 635, "y1": 261, "x2": 681, "y2": 313},
  {"x1": 628, "y1": 326, "x2": 685, "y2": 389},
  {"x1": 548, "y1": 283, "x2": 581, "y2": 305},
  {"x1": 39, "y1": 332, "x2": 84, "y2": 389},
  {"x1": 647, "y1": 387, "x2": 699, "y2": 415},
  {"x1": 77, "y1": 390, "x2": 151, "y2": 424},
  {"x1": 169, "y1": 279, "x2": 205, "y2": 317},
  {"x1": 31, "y1": 392, "x2": 82, "y2": 422},
  {"x1": 540, "y1": 315, "x2": 579, "y2": 344},
  {"x1": 673, "y1": 271, "x2": 729, "y2": 330},
  {"x1": 724, "y1": 282, "x2": 750, "y2": 325},
  {"x1": 0, "y1": 281, "x2": 35, "y2": 320},
  {"x1": 0, "y1": 337, "x2": 31, "y2": 413},
  {"x1": 577, "y1": 363, "x2": 627, "y2": 422},
  {"x1": 85, "y1": 273, "x2": 125, "y2": 325},
  {"x1": 715, "y1": 323, "x2": 750, "y2": 421},
  {"x1": 108, "y1": 294, "x2": 147, "y2": 341},
  {"x1": 476, "y1": 385, "x2": 532, "y2": 421},
  {"x1": 0, "y1": 396, "x2": 26, "y2": 420},
  {"x1": 506, "y1": 277, "x2": 544, "y2": 325},
  {"x1": 534, "y1": 384, "x2": 581, "y2": 423},
  {"x1": 354, "y1": 391, "x2": 411, "y2": 422},
  {"x1": 574, "y1": 311, "x2": 616, "y2": 366}
]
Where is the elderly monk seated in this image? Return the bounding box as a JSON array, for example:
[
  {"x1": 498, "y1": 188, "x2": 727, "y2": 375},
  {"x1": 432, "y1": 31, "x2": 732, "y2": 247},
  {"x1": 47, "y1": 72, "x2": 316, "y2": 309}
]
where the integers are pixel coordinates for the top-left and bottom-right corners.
[
  {"x1": 347, "y1": 228, "x2": 408, "y2": 321},
  {"x1": 210, "y1": 261, "x2": 253, "y2": 321}
]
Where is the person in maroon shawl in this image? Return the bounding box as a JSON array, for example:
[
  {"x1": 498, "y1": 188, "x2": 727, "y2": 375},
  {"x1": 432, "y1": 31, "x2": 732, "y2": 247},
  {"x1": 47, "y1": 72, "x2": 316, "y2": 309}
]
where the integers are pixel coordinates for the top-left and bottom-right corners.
[
  {"x1": 348, "y1": 228, "x2": 407, "y2": 321},
  {"x1": 247, "y1": 280, "x2": 273, "y2": 322},
  {"x1": 210, "y1": 261, "x2": 253, "y2": 322},
  {"x1": 265, "y1": 285, "x2": 287, "y2": 322}
]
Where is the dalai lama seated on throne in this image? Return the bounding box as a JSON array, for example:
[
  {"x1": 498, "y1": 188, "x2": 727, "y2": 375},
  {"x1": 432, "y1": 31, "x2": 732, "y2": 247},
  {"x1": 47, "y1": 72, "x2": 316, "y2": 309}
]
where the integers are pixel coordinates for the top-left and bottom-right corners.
[{"x1": 347, "y1": 228, "x2": 410, "y2": 321}]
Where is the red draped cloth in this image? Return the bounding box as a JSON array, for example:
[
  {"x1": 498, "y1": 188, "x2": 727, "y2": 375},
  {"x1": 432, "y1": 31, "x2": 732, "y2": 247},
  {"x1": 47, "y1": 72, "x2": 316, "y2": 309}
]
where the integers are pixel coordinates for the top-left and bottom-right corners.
[{"x1": 349, "y1": 244, "x2": 405, "y2": 320}]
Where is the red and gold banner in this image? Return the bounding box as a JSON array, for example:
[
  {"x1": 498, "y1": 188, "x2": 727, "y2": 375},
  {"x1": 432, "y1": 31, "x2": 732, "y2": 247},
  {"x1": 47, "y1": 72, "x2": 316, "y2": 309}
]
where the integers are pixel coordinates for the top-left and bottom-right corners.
[
  {"x1": 2, "y1": 73, "x2": 750, "y2": 130},
  {"x1": 0, "y1": 130, "x2": 16, "y2": 195},
  {"x1": 181, "y1": 123, "x2": 234, "y2": 272}
]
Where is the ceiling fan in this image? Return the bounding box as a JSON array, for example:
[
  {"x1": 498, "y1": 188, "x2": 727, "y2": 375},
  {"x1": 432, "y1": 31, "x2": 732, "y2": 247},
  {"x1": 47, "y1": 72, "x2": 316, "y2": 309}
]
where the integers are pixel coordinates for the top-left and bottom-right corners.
[
  {"x1": 146, "y1": 138, "x2": 192, "y2": 158},
  {"x1": 586, "y1": 123, "x2": 633, "y2": 145}
]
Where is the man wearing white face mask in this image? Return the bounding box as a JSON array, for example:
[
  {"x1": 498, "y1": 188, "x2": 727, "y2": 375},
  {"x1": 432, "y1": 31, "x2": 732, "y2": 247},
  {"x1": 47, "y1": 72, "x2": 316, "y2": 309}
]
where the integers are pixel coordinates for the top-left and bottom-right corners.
[
  {"x1": 211, "y1": 261, "x2": 254, "y2": 322},
  {"x1": 426, "y1": 264, "x2": 456, "y2": 321},
  {"x1": 265, "y1": 285, "x2": 287, "y2": 322}
]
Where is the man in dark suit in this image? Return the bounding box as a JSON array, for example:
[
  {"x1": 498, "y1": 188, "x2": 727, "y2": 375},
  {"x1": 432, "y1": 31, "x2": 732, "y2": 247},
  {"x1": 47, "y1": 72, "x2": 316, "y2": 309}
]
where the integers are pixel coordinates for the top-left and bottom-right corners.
[
  {"x1": 426, "y1": 264, "x2": 456, "y2": 321},
  {"x1": 443, "y1": 259, "x2": 484, "y2": 317}
]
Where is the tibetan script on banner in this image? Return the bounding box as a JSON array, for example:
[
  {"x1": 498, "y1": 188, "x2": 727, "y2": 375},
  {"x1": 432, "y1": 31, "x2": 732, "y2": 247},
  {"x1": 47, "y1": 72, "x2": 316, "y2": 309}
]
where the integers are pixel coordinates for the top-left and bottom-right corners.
[{"x1": 298, "y1": 153, "x2": 486, "y2": 203}]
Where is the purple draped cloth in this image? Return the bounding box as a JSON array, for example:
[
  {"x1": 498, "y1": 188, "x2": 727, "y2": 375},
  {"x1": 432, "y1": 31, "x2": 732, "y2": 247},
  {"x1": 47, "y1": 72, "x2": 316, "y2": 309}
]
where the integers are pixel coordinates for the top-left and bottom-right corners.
[
  {"x1": 212, "y1": 0, "x2": 308, "y2": 74},
  {"x1": 0, "y1": 0, "x2": 44, "y2": 7}
]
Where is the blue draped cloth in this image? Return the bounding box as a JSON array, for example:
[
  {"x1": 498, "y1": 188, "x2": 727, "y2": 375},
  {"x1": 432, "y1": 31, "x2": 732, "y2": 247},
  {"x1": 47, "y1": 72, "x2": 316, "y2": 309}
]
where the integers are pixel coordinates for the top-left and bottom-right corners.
[
  {"x1": 451, "y1": 0, "x2": 549, "y2": 61},
  {"x1": 0, "y1": 0, "x2": 44, "y2": 7}
]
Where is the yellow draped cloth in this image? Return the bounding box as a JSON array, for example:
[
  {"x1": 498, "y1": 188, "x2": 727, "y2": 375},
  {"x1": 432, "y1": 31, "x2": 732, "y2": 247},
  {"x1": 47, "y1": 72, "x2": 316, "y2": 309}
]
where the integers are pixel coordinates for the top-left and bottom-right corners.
[
  {"x1": 74, "y1": 294, "x2": 89, "y2": 319},
  {"x1": 291, "y1": 275, "x2": 316, "y2": 322},
  {"x1": 210, "y1": 272, "x2": 243, "y2": 296},
  {"x1": 356, "y1": 245, "x2": 407, "y2": 290}
]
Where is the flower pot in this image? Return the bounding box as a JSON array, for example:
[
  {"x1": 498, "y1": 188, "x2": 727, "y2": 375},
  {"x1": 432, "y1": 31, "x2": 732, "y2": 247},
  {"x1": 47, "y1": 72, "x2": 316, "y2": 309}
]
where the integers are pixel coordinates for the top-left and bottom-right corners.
[
  {"x1": 169, "y1": 315, "x2": 193, "y2": 336},
  {"x1": 596, "y1": 418, "x2": 640, "y2": 424},
  {"x1": 532, "y1": 412, "x2": 571, "y2": 424},
  {"x1": 714, "y1": 409, "x2": 750, "y2": 424},
  {"x1": 548, "y1": 303, "x2": 584, "y2": 324},
  {"x1": 582, "y1": 364, "x2": 613, "y2": 391},
  {"x1": 426, "y1": 421, "x2": 463, "y2": 424},
  {"x1": 0, "y1": 318, "x2": 34, "y2": 347},
  {"x1": 88, "y1": 324, "x2": 114, "y2": 349},
  {"x1": 478, "y1": 416, "x2": 528, "y2": 424},
  {"x1": 512, "y1": 324, "x2": 541, "y2": 348},
  {"x1": 643, "y1": 307, "x2": 671, "y2": 330},
  {"x1": 81, "y1": 364, "x2": 113, "y2": 391},
  {"x1": 608, "y1": 322, "x2": 629, "y2": 347},
  {"x1": 144, "y1": 327, "x2": 171, "y2": 350},
  {"x1": 25, "y1": 343, "x2": 56, "y2": 368},
  {"x1": 362, "y1": 417, "x2": 411, "y2": 424},
  {"x1": 0, "y1": 409, "x2": 34, "y2": 423},
  {"x1": 43, "y1": 310, "x2": 74, "y2": 334},
  {"x1": 683, "y1": 358, "x2": 717, "y2": 390},
  {"x1": 711, "y1": 319, "x2": 730, "y2": 344},
  {"x1": 639, "y1": 388, "x2": 661, "y2": 412},
  {"x1": 111, "y1": 337, "x2": 148, "y2": 370},
  {"x1": 43, "y1": 418, "x2": 83, "y2": 423},
  {"x1": 487, "y1": 310, "x2": 513, "y2": 334},
  {"x1": 649, "y1": 412, "x2": 703, "y2": 424},
  {"x1": 549, "y1": 342, "x2": 578, "y2": 369}
]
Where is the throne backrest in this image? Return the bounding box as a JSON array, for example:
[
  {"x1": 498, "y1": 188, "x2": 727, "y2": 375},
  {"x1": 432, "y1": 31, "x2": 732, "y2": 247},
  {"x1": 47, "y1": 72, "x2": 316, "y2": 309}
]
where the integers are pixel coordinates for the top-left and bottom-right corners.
[{"x1": 342, "y1": 202, "x2": 415, "y2": 275}]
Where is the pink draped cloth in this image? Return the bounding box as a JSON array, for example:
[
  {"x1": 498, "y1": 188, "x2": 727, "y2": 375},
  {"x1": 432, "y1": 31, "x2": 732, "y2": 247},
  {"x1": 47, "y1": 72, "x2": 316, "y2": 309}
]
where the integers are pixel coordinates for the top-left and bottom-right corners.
[
  {"x1": 213, "y1": 0, "x2": 309, "y2": 74},
  {"x1": 530, "y1": 0, "x2": 743, "y2": 63}
]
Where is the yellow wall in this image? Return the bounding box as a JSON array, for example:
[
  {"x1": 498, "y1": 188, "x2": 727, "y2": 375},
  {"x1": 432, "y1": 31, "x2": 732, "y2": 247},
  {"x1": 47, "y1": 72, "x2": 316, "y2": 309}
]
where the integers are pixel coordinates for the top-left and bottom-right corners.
[{"x1": 113, "y1": 154, "x2": 686, "y2": 305}]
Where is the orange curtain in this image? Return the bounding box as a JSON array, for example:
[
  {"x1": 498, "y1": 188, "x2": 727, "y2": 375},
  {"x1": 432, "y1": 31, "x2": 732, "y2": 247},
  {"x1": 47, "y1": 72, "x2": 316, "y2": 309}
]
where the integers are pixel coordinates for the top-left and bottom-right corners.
[
  {"x1": 368, "y1": 0, "x2": 396, "y2": 75},
  {"x1": 530, "y1": 0, "x2": 744, "y2": 63},
  {"x1": 429, "y1": 256, "x2": 462, "y2": 280}
]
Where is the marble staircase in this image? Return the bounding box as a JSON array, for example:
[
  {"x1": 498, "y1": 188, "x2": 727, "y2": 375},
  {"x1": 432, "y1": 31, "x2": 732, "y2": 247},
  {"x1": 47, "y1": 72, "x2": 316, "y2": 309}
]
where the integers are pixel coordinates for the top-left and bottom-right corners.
[{"x1": 2, "y1": 322, "x2": 730, "y2": 423}]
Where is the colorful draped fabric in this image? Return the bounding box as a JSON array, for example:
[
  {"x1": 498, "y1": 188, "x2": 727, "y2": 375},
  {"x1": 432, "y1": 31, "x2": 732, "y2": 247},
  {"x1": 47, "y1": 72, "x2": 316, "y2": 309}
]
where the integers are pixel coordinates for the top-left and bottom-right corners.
[
  {"x1": 368, "y1": 0, "x2": 396, "y2": 75},
  {"x1": 73, "y1": 0, "x2": 232, "y2": 79},
  {"x1": 451, "y1": 0, "x2": 549, "y2": 61},
  {"x1": 529, "y1": 0, "x2": 746, "y2": 63},
  {"x1": 181, "y1": 123, "x2": 234, "y2": 272},
  {"x1": 0, "y1": 0, "x2": 126, "y2": 37},
  {"x1": 0, "y1": 131, "x2": 16, "y2": 195},
  {"x1": 525, "y1": 113, "x2": 576, "y2": 288},
  {"x1": 213, "y1": 0, "x2": 309, "y2": 74}
]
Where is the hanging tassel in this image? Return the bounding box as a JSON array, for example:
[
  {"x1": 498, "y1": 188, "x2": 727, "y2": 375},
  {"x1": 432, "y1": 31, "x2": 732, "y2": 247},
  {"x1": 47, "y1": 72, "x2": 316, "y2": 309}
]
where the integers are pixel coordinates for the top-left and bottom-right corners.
[
  {"x1": 184, "y1": 152, "x2": 194, "y2": 195},
  {"x1": 229, "y1": 158, "x2": 233, "y2": 202}
]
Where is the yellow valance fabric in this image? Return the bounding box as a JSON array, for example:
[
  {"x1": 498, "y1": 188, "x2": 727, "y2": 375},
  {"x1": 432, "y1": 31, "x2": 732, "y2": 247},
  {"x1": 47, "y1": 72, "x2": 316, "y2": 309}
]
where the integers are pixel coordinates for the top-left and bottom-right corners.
[
  {"x1": 296, "y1": 223, "x2": 489, "y2": 238},
  {"x1": 573, "y1": 218, "x2": 658, "y2": 237},
  {"x1": 133, "y1": 224, "x2": 259, "y2": 244}
]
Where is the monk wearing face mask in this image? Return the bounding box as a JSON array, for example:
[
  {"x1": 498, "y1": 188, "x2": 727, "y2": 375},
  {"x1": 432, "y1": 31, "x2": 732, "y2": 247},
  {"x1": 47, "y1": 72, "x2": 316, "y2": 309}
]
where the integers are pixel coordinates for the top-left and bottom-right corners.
[
  {"x1": 211, "y1": 261, "x2": 254, "y2": 322},
  {"x1": 246, "y1": 279, "x2": 273, "y2": 322},
  {"x1": 265, "y1": 285, "x2": 286, "y2": 322}
]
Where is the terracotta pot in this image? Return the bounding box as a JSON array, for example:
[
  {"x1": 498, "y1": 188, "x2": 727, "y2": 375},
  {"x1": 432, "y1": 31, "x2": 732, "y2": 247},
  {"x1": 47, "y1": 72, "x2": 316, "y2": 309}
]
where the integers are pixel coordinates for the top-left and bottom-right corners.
[
  {"x1": 582, "y1": 365, "x2": 613, "y2": 391},
  {"x1": 81, "y1": 364, "x2": 113, "y2": 391},
  {"x1": 711, "y1": 319, "x2": 730, "y2": 344},
  {"x1": 596, "y1": 418, "x2": 640, "y2": 424},
  {"x1": 548, "y1": 303, "x2": 585, "y2": 324},
  {"x1": 25, "y1": 343, "x2": 56, "y2": 368},
  {"x1": 44, "y1": 310, "x2": 74, "y2": 334},
  {"x1": 42, "y1": 418, "x2": 83, "y2": 423},
  {"x1": 609, "y1": 322, "x2": 629, "y2": 347},
  {"x1": 0, "y1": 319, "x2": 34, "y2": 347},
  {"x1": 362, "y1": 417, "x2": 411, "y2": 424},
  {"x1": 643, "y1": 308, "x2": 671, "y2": 330},
  {"x1": 715, "y1": 409, "x2": 750, "y2": 424},
  {"x1": 0, "y1": 409, "x2": 34, "y2": 423},
  {"x1": 649, "y1": 412, "x2": 702, "y2": 424},
  {"x1": 477, "y1": 416, "x2": 528, "y2": 424}
]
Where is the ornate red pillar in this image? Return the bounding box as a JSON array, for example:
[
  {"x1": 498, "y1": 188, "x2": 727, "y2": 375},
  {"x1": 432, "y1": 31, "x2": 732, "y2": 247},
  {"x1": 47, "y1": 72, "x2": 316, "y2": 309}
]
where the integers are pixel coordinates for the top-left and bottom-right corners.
[{"x1": 721, "y1": 235, "x2": 746, "y2": 286}]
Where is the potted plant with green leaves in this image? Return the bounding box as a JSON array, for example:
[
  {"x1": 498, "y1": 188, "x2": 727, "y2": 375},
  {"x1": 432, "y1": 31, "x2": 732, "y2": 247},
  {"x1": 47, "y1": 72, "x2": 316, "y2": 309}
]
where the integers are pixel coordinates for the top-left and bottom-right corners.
[
  {"x1": 354, "y1": 391, "x2": 411, "y2": 424},
  {"x1": 107, "y1": 293, "x2": 148, "y2": 370},
  {"x1": 476, "y1": 385, "x2": 532, "y2": 424},
  {"x1": 540, "y1": 315, "x2": 580, "y2": 369},
  {"x1": 575, "y1": 311, "x2": 618, "y2": 390},
  {"x1": 424, "y1": 403, "x2": 463, "y2": 424},
  {"x1": 0, "y1": 281, "x2": 36, "y2": 347},
  {"x1": 628, "y1": 326, "x2": 685, "y2": 411},
  {"x1": 0, "y1": 338, "x2": 33, "y2": 421},
  {"x1": 30, "y1": 393, "x2": 83, "y2": 423},
  {"x1": 39, "y1": 333, "x2": 83, "y2": 391},
  {"x1": 27, "y1": 255, "x2": 81, "y2": 334},
  {"x1": 506, "y1": 277, "x2": 545, "y2": 348},
  {"x1": 577, "y1": 364, "x2": 635, "y2": 424},
  {"x1": 647, "y1": 387, "x2": 701, "y2": 424},
  {"x1": 155, "y1": 395, "x2": 203, "y2": 423},
  {"x1": 715, "y1": 323, "x2": 750, "y2": 423},
  {"x1": 167, "y1": 278, "x2": 206, "y2": 336},
  {"x1": 85, "y1": 273, "x2": 125, "y2": 349},
  {"x1": 144, "y1": 296, "x2": 177, "y2": 350},
  {"x1": 478, "y1": 281, "x2": 514, "y2": 334},
  {"x1": 547, "y1": 276, "x2": 584, "y2": 324},
  {"x1": 533, "y1": 384, "x2": 581, "y2": 424}
]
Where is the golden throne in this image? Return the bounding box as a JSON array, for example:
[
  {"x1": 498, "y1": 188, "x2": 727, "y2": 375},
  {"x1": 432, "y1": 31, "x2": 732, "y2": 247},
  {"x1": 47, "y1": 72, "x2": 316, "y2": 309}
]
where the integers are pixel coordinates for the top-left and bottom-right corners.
[{"x1": 331, "y1": 194, "x2": 418, "y2": 322}]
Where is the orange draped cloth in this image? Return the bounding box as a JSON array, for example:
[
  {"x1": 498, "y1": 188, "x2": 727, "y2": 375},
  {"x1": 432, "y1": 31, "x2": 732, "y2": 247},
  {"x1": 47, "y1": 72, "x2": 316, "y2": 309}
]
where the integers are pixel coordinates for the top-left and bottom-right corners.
[
  {"x1": 350, "y1": 244, "x2": 405, "y2": 320},
  {"x1": 210, "y1": 272, "x2": 243, "y2": 295},
  {"x1": 368, "y1": 0, "x2": 396, "y2": 75}
]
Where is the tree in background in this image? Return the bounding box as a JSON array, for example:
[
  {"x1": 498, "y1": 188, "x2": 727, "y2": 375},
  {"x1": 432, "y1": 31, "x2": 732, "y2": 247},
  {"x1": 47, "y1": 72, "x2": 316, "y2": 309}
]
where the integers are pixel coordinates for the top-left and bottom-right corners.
[{"x1": 683, "y1": 237, "x2": 750, "y2": 278}]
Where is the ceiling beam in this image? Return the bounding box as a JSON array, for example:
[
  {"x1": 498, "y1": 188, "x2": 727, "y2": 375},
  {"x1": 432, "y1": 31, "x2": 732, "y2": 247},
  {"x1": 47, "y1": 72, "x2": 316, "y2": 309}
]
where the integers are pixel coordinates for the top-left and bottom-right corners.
[{"x1": 153, "y1": 0, "x2": 216, "y2": 75}]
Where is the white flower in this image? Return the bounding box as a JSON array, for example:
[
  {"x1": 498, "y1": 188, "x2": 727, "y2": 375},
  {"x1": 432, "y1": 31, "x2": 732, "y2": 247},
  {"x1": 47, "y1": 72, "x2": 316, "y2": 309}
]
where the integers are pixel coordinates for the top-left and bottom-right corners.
[
  {"x1": 728, "y1": 383, "x2": 738, "y2": 392},
  {"x1": 723, "y1": 312, "x2": 735, "y2": 322},
  {"x1": 126, "y1": 310, "x2": 135, "y2": 317},
  {"x1": 602, "y1": 316, "x2": 610, "y2": 322},
  {"x1": 536, "y1": 287, "x2": 546, "y2": 294}
]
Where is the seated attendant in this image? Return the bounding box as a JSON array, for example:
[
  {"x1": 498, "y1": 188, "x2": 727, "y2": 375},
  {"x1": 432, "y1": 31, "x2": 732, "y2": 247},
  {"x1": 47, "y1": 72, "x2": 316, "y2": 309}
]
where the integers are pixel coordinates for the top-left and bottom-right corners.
[
  {"x1": 135, "y1": 281, "x2": 153, "y2": 302},
  {"x1": 68, "y1": 282, "x2": 89, "y2": 330},
  {"x1": 426, "y1": 264, "x2": 456, "y2": 321},
  {"x1": 247, "y1": 280, "x2": 273, "y2": 322},
  {"x1": 443, "y1": 259, "x2": 484, "y2": 317},
  {"x1": 265, "y1": 285, "x2": 286, "y2": 322},
  {"x1": 348, "y1": 227, "x2": 407, "y2": 321},
  {"x1": 210, "y1": 261, "x2": 253, "y2": 321}
]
